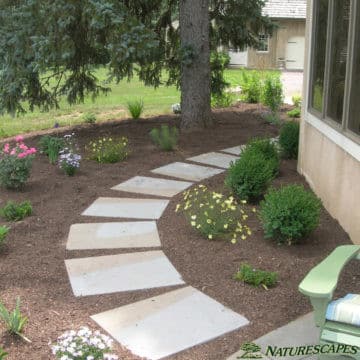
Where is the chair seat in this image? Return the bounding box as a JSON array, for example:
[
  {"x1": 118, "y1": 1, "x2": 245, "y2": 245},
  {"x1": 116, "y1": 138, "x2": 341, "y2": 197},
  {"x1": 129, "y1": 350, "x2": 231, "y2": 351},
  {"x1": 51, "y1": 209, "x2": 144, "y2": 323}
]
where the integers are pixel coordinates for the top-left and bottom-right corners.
[{"x1": 326, "y1": 294, "x2": 360, "y2": 327}]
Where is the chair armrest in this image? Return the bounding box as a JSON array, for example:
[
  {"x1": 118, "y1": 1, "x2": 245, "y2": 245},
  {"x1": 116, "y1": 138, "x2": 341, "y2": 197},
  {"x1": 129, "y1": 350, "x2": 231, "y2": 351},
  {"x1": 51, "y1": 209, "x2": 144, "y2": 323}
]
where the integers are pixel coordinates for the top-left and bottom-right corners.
[{"x1": 299, "y1": 245, "x2": 360, "y2": 327}]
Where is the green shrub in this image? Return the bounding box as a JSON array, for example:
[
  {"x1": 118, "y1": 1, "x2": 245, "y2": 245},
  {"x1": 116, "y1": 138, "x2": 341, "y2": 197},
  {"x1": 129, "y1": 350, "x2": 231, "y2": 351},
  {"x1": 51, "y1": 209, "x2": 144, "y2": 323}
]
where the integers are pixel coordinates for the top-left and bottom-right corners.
[
  {"x1": 0, "y1": 201, "x2": 32, "y2": 221},
  {"x1": 210, "y1": 51, "x2": 230, "y2": 97},
  {"x1": 234, "y1": 263, "x2": 278, "y2": 289},
  {"x1": 262, "y1": 74, "x2": 283, "y2": 114},
  {"x1": 83, "y1": 113, "x2": 96, "y2": 124},
  {"x1": 292, "y1": 94, "x2": 302, "y2": 108},
  {"x1": 0, "y1": 347, "x2": 7, "y2": 359},
  {"x1": 211, "y1": 92, "x2": 234, "y2": 108},
  {"x1": 127, "y1": 99, "x2": 144, "y2": 119},
  {"x1": 259, "y1": 185, "x2": 322, "y2": 245},
  {"x1": 239, "y1": 70, "x2": 262, "y2": 103},
  {"x1": 246, "y1": 138, "x2": 280, "y2": 175},
  {"x1": 279, "y1": 121, "x2": 300, "y2": 159},
  {"x1": 0, "y1": 298, "x2": 29, "y2": 342},
  {"x1": 287, "y1": 108, "x2": 301, "y2": 118},
  {"x1": 0, "y1": 225, "x2": 10, "y2": 247},
  {"x1": 176, "y1": 185, "x2": 252, "y2": 243},
  {"x1": 225, "y1": 149, "x2": 275, "y2": 202},
  {"x1": 150, "y1": 125, "x2": 179, "y2": 151},
  {"x1": 38, "y1": 135, "x2": 66, "y2": 164},
  {"x1": 87, "y1": 136, "x2": 129, "y2": 163}
]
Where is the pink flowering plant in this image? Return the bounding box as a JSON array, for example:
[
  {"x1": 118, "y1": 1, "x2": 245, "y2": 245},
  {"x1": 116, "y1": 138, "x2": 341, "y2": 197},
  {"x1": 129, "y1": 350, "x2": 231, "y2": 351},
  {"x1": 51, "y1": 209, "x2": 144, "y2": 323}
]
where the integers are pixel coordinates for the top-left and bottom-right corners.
[
  {"x1": 0, "y1": 135, "x2": 37, "y2": 189},
  {"x1": 51, "y1": 327, "x2": 118, "y2": 360}
]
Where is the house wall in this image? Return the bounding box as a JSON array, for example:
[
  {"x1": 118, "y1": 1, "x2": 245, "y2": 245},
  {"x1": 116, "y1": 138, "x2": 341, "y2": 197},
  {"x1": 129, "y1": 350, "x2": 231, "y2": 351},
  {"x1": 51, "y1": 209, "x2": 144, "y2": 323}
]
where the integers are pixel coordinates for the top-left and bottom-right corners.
[
  {"x1": 298, "y1": 0, "x2": 360, "y2": 244},
  {"x1": 247, "y1": 19, "x2": 306, "y2": 70}
]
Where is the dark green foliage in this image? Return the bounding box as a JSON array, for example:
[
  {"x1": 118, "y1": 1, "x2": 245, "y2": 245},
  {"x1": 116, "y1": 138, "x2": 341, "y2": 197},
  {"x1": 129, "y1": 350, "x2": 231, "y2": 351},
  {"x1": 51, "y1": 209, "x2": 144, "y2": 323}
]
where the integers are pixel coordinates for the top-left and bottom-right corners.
[
  {"x1": 287, "y1": 108, "x2": 301, "y2": 118},
  {"x1": 211, "y1": 92, "x2": 234, "y2": 108},
  {"x1": 127, "y1": 99, "x2": 144, "y2": 119},
  {"x1": 234, "y1": 263, "x2": 278, "y2": 289},
  {"x1": 262, "y1": 74, "x2": 283, "y2": 113},
  {"x1": 0, "y1": 201, "x2": 32, "y2": 221},
  {"x1": 225, "y1": 148, "x2": 275, "y2": 202},
  {"x1": 83, "y1": 113, "x2": 96, "y2": 124},
  {"x1": 279, "y1": 121, "x2": 300, "y2": 158},
  {"x1": 239, "y1": 70, "x2": 262, "y2": 103},
  {"x1": 259, "y1": 185, "x2": 322, "y2": 244},
  {"x1": 210, "y1": 51, "x2": 230, "y2": 97},
  {"x1": 38, "y1": 135, "x2": 65, "y2": 164},
  {"x1": 246, "y1": 138, "x2": 280, "y2": 175},
  {"x1": 150, "y1": 125, "x2": 179, "y2": 151}
]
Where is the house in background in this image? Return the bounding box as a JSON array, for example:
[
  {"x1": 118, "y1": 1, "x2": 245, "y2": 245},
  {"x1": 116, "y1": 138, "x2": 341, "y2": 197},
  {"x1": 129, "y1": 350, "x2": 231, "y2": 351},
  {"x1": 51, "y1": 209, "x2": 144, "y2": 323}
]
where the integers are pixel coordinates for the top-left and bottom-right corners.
[
  {"x1": 299, "y1": 0, "x2": 360, "y2": 243},
  {"x1": 229, "y1": 0, "x2": 307, "y2": 70}
]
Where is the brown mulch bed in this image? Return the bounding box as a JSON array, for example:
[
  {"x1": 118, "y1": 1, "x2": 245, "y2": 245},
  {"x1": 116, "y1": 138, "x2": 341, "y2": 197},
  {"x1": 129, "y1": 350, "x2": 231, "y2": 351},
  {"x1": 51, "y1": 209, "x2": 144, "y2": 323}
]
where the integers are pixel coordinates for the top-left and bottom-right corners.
[{"x1": 0, "y1": 105, "x2": 358, "y2": 360}]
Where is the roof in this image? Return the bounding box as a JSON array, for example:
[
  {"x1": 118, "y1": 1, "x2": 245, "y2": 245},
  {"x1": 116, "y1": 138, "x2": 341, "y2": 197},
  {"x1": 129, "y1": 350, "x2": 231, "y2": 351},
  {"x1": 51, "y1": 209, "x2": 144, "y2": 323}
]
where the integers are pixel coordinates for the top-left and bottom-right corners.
[{"x1": 262, "y1": 0, "x2": 307, "y2": 19}]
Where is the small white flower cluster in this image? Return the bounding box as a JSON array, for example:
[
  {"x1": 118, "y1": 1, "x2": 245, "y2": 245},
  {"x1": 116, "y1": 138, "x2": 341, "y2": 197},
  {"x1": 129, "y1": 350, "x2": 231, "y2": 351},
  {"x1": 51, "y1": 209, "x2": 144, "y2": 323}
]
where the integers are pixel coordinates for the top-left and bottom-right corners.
[
  {"x1": 171, "y1": 103, "x2": 181, "y2": 114},
  {"x1": 51, "y1": 326, "x2": 118, "y2": 360},
  {"x1": 59, "y1": 152, "x2": 81, "y2": 168}
]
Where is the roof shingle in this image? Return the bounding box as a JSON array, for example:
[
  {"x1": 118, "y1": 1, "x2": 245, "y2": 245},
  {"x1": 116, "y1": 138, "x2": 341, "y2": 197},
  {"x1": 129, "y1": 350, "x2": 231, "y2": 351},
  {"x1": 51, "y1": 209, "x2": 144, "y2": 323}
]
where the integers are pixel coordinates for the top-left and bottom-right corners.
[{"x1": 262, "y1": 0, "x2": 307, "y2": 19}]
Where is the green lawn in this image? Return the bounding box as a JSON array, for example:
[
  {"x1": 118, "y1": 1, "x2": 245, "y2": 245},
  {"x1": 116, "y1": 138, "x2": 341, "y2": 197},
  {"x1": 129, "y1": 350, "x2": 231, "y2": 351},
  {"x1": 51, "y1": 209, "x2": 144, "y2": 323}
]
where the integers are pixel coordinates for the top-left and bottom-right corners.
[{"x1": 0, "y1": 68, "x2": 248, "y2": 138}]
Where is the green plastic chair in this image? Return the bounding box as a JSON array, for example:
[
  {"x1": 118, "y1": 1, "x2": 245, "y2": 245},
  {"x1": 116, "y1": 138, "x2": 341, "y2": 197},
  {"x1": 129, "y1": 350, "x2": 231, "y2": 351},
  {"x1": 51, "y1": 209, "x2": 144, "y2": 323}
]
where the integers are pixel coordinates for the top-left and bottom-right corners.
[{"x1": 299, "y1": 245, "x2": 360, "y2": 359}]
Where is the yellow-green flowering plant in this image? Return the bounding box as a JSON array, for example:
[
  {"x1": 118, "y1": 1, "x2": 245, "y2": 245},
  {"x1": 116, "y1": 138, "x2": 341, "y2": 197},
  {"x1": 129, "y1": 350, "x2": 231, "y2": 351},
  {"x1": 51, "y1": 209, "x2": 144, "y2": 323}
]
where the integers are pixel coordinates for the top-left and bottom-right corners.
[
  {"x1": 87, "y1": 136, "x2": 129, "y2": 164},
  {"x1": 176, "y1": 185, "x2": 253, "y2": 243}
]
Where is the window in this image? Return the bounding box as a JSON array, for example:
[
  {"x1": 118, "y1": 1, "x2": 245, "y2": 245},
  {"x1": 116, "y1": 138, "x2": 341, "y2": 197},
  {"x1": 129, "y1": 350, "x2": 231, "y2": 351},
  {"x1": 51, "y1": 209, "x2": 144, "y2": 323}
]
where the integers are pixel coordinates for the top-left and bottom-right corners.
[
  {"x1": 257, "y1": 34, "x2": 269, "y2": 52},
  {"x1": 309, "y1": 0, "x2": 360, "y2": 141}
]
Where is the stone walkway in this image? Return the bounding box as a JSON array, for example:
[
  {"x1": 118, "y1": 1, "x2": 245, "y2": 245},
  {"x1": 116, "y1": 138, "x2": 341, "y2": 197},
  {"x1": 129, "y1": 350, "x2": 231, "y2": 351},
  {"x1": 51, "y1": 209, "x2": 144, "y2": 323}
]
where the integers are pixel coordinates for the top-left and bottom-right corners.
[{"x1": 65, "y1": 138, "x2": 283, "y2": 360}]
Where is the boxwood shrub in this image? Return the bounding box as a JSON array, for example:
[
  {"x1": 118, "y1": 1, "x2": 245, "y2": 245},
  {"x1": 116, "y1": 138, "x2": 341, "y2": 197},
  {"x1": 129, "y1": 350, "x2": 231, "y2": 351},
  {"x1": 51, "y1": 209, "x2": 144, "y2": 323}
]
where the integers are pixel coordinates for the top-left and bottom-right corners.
[
  {"x1": 259, "y1": 184, "x2": 322, "y2": 245},
  {"x1": 279, "y1": 121, "x2": 300, "y2": 159}
]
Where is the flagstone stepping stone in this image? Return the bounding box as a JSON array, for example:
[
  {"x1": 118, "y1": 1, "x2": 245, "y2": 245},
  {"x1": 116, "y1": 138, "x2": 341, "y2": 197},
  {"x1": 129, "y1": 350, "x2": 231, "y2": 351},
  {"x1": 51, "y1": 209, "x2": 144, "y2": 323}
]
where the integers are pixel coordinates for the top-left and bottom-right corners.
[
  {"x1": 91, "y1": 286, "x2": 249, "y2": 360},
  {"x1": 65, "y1": 251, "x2": 185, "y2": 297},
  {"x1": 151, "y1": 162, "x2": 224, "y2": 182},
  {"x1": 82, "y1": 197, "x2": 169, "y2": 219},
  {"x1": 221, "y1": 144, "x2": 246, "y2": 156},
  {"x1": 111, "y1": 176, "x2": 193, "y2": 198},
  {"x1": 66, "y1": 222, "x2": 161, "y2": 250},
  {"x1": 187, "y1": 152, "x2": 239, "y2": 169}
]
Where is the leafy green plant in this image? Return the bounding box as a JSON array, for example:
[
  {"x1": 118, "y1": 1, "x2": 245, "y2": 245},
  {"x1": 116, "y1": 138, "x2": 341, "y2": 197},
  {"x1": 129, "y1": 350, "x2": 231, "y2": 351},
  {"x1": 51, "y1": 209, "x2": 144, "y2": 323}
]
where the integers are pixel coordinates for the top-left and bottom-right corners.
[
  {"x1": 83, "y1": 113, "x2": 97, "y2": 124},
  {"x1": 279, "y1": 121, "x2": 300, "y2": 159},
  {"x1": 210, "y1": 51, "x2": 230, "y2": 97},
  {"x1": 225, "y1": 148, "x2": 275, "y2": 202},
  {"x1": 292, "y1": 94, "x2": 302, "y2": 108},
  {"x1": 0, "y1": 298, "x2": 30, "y2": 342},
  {"x1": 239, "y1": 70, "x2": 262, "y2": 103},
  {"x1": 262, "y1": 74, "x2": 283, "y2": 114},
  {"x1": 38, "y1": 135, "x2": 66, "y2": 164},
  {"x1": 287, "y1": 108, "x2": 301, "y2": 118},
  {"x1": 0, "y1": 347, "x2": 7, "y2": 359},
  {"x1": 0, "y1": 136, "x2": 37, "y2": 190},
  {"x1": 127, "y1": 99, "x2": 144, "y2": 119},
  {"x1": 234, "y1": 263, "x2": 278, "y2": 289},
  {"x1": 246, "y1": 138, "x2": 280, "y2": 175},
  {"x1": 259, "y1": 185, "x2": 322, "y2": 245},
  {"x1": 176, "y1": 185, "x2": 252, "y2": 243},
  {"x1": 211, "y1": 92, "x2": 235, "y2": 108},
  {"x1": 150, "y1": 125, "x2": 179, "y2": 151},
  {"x1": 87, "y1": 137, "x2": 129, "y2": 163},
  {"x1": 0, "y1": 201, "x2": 32, "y2": 222},
  {"x1": 0, "y1": 226, "x2": 10, "y2": 247}
]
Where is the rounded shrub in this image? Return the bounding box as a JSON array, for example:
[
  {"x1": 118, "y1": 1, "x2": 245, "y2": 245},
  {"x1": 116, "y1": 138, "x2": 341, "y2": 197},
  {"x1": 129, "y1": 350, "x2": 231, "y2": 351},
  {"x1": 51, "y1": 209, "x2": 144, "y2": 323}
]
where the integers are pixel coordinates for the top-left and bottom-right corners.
[
  {"x1": 279, "y1": 121, "x2": 300, "y2": 159},
  {"x1": 246, "y1": 138, "x2": 280, "y2": 175},
  {"x1": 259, "y1": 184, "x2": 322, "y2": 245},
  {"x1": 225, "y1": 149, "x2": 275, "y2": 202}
]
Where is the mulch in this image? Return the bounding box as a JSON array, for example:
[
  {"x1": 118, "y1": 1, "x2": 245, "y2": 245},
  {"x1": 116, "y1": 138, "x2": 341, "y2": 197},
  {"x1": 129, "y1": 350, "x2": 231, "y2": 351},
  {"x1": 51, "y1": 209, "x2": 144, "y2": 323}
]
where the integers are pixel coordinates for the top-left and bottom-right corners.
[{"x1": 0, "y1": 104, "x2": 358, "y2": 360}]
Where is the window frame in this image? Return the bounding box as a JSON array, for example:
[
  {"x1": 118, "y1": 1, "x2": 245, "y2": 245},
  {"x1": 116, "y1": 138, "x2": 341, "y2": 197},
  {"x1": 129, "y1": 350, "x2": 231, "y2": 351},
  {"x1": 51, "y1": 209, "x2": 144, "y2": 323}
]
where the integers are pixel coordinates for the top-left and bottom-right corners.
[
  {"x1": 308, "y1": 0, "x2": 360, "y2": 145},
  {"x1": 256, "y1": 34, "x2": 270, "y2": 53}
]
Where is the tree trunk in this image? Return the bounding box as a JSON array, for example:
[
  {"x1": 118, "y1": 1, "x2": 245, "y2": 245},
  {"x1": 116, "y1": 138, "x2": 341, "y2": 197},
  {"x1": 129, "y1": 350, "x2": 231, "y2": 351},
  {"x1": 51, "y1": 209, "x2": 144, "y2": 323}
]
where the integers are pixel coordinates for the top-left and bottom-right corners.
[{"x1": 179, "y1": 0, "x2": 212, "y2": 130}]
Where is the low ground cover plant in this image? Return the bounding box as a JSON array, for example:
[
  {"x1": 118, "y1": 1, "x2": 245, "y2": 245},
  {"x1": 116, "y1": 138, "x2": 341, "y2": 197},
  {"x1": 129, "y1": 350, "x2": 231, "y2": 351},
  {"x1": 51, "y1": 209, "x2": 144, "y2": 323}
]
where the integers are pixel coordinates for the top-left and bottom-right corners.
[
  {"x1": 211, "y1": 92, "x2": 235, "y2": 108},
  {"x1": 0, "y1": 226, "x2": 10, "y2": 247},
  {"x1": 0, "y1": 201, "x2": 32, "y2": 221},
  {"x1": 279, "y1": 121, "x2": 300, "y2": 159},
  {"x1": 287, "y1": 108, "x2": 301, "y2": 118},
  {"x1": 83, "y1": 112, "x2": 97, "y2": 124},
  {"x1": 0, "y1": 136, "x2": 37, "y2": 189},
  {"x1": 88, "y1": 136, "x2": 129, "y2": 163},
  {"x1": 259, "y1": 184, "x2": 322, "y2": 245},
  {"x1": 176, "y1": 185, "x2": 252, "y2": 244},
  {"x1": 127, "y1": 99, "x2": 144, "y2": 119},
  {"x1": 51, "y1": 326, "x2": 118, "y2": 360},
  {"x1": 38, "y1": 135, "x2": 66, "y2": 164},
  {"x1": 234, "y1": 263, "x2": 278, "y2": 290},
  {"x1": 0, "y1": 298, "x2": 30, "y2": 343},
  {"x1": 225, "y1": 148, "x2": 275, "y2": 202},
  {"x1": 58, "y1": 133, "x2": 82, "y2": 175},
  {"x1": 150, "y1": 125, "x2": 179, "y2": 151},
  {"x1": 246, "y1": 138, "x2": 280, "y2": 175}
]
